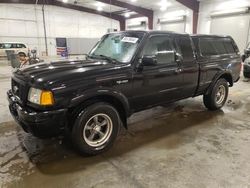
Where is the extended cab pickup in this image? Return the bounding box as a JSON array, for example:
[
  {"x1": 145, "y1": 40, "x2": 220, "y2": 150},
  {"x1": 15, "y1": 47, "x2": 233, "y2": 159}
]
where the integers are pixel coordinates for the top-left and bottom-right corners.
[{"x1": 7, "y1": 31, "x2": 241, "y2": 155}]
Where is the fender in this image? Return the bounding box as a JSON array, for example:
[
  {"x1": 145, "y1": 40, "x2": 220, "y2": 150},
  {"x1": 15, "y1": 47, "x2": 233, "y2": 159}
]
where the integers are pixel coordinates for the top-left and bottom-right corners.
[
  {"x1": 205, "y1": 70, "x2": 233, "y2": 95},
  {"x1": 68, "y1": 86, "x2": 131, "y2": 117}
]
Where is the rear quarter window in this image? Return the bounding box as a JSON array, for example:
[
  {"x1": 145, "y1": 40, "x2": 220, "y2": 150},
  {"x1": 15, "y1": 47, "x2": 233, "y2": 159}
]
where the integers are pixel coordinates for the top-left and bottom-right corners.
[{"x1": 176, "y1": 36, "x2": 194, "y2": 62}]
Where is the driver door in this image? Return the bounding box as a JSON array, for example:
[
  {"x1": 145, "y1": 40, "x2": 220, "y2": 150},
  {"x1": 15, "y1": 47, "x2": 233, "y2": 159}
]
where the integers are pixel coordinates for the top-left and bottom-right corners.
[{"x1": 131, "y1": 35, "x2": 184, "y2": 111}]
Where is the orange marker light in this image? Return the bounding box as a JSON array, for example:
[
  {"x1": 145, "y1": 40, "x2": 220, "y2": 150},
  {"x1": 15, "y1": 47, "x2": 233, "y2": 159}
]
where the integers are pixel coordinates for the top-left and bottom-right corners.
[{"x1": 40, "y1": 91, "x2": 54, "y2": 105}]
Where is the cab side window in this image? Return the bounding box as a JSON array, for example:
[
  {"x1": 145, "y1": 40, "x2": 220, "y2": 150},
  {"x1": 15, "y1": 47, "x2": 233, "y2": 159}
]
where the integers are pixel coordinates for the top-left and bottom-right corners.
[
  {"x1": 142, "y1": 35, "x2": 175, "y2": 65},
  {"x1": 176, "y1": 37, "x2": 194, "y2": 63},
  {"x1": 199, "y1": 38, "x2": 217, "y2": 56},
  {"x1": 213, "y1": 40, "x2": 227, "y2": 54},
  {"x1": 223, "y1": 39, "x2": 236, "y2": 54}
]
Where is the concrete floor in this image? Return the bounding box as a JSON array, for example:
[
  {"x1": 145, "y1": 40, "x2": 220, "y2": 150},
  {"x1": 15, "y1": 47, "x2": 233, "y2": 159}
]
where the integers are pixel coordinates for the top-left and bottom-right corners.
[{"x1": 0, "y1": 63, "x2": 250, "y2": 188}]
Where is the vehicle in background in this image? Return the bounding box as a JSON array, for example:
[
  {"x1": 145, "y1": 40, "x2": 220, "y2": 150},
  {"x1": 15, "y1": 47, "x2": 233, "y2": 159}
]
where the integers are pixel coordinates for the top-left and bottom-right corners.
[
  {"x1": 243, "y1": 57, "x2": 250, "y2": 78},
  {"x1": 242, "y1": 42, "x2": 250, "y2": 78},
  {"x1": 7, "y1": 31, "x2": 241, "y2": 155},
  {"x1": 242, "y1": 42, "x2": 250, "y2": 62},
  {"x1": 0, "y1": 42, "x2": 28, "y2": 57}
]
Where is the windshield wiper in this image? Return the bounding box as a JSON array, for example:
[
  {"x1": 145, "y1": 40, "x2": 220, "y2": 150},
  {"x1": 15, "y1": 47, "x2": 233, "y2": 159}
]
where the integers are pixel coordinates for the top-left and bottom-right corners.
[{"x1": 89, "y1": 54, "x2": 118, "y2": 64}]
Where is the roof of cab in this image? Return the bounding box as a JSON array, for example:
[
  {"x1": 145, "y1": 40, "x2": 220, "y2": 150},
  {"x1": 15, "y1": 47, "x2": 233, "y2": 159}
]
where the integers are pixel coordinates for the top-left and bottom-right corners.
[
  {"x1": 191, "y1": 34, "x2": 232, "y2": 38},
  {"x1": 109, "y1": 30, "x2": 189, "y2": 36}
]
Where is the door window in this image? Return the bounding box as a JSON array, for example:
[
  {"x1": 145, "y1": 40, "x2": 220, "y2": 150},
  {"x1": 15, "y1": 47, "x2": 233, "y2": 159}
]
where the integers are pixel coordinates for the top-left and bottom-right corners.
[
  {"x1": 142, "y1": 35, "x2": 175, "y2": 64},
  {"x1": 1, "y1": 43, "x2": 12, "y2": 49}
]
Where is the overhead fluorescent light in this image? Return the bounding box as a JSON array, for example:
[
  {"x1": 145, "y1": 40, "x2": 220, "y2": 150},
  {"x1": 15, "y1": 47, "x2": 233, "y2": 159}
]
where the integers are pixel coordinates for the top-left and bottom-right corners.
[
  {"x1": 127, "y1": 21, "x2": 147, "y2": 28},
  {"x1": 211, "y1": 7, "x2": 250, "y2": 18},
  {"x1": 159, "y1": 16, "x2": 186, "y2": 24},
  {"x1": 62, "y1": 0, "x2": 68, "y2": 3}
]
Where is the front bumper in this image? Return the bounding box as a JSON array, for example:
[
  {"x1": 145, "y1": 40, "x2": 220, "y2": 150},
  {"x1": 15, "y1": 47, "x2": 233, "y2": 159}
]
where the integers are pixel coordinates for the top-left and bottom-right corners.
[{"x1": 7, "y1": 90, "x2": 67, "y2": 138}]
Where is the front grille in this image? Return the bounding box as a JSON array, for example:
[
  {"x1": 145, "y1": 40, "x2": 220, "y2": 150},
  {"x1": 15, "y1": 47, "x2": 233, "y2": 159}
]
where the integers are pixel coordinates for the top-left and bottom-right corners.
[{"x1": 11, "y1": 78, "x2": 27, "y2": 103}]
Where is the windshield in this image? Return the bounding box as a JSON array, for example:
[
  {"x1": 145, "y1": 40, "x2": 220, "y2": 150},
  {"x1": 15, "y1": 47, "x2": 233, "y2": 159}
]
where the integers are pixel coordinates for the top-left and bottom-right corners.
[{"x1": 89, "y1": 32, "x2": 145, "y2": 63}]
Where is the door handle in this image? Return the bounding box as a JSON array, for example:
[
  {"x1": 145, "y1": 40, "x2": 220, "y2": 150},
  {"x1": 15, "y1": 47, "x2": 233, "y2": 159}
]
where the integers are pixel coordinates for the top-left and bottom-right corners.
[{"x1": 175, "y1": 68, "x2": 182, "y2": 74}]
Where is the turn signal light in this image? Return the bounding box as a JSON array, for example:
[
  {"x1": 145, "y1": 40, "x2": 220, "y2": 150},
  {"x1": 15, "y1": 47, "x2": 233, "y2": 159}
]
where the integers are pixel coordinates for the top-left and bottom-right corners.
[{"x1": 40, "y1": 91, "x2": 54, "y2": 105}]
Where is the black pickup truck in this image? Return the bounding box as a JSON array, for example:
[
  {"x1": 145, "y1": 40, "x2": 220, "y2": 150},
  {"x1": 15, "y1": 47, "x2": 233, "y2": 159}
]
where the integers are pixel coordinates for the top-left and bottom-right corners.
[{"x1": 8, "y1": 31, "x2": 241, "y2": 155}]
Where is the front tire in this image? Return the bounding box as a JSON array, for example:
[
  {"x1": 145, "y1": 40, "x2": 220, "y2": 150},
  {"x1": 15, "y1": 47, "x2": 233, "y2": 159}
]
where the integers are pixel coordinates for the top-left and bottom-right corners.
[
  {"x1": 203, "y1": 78, "x2": 229, "y2": 111},
  {"x1": 72, "y1": 102, "x2": 120, "y2": 155}
]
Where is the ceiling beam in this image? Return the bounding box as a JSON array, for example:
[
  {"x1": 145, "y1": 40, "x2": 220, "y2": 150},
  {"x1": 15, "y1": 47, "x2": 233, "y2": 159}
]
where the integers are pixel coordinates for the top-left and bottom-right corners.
[
  {"x1": 175, "y1": 0, "x2": 199, "y2": 34},
  {"x1": 95, "y1": 0, "x2": 154, "y2": 30},
  {"x1": 0, "y1": 0, "x2": 126, "y2": 30}
]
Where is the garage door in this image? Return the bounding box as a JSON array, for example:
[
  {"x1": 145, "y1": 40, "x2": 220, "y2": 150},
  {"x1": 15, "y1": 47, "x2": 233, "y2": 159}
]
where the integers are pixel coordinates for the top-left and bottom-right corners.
[
  {"x1": 160, "y1": 22, "x2": 186, "y2": 33},
  {"x1": 210, "y1": 14, "x2": 250, "y2": 53}
]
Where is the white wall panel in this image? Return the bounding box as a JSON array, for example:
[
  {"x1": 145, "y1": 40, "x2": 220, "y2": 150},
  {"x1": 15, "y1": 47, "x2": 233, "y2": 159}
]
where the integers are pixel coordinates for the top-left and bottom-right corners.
[
  {"x1": 7, "y1": 20, "x2": 26, "y2": 36},
  {"x1": 0, "y1": 4, "x2": 119, "y2": 56},
  {"x1": 154, "y1": 8, "x2": 192, "y2": 34},
  {"x1": 210, "y1": 14, "x2": 250, "y2": 53},
  {"x1": 160, "y1": 22, "x2": 185, "y2": 33},
  {"x1": 198, "y1": 0, "x2": 250, "y2": 52}
]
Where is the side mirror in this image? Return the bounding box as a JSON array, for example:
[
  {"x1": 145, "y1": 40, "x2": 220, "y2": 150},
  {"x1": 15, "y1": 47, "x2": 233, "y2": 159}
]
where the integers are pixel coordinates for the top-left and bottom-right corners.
[
  {"x1": 141, "y1": 56, "x2": 157, "y2": 66},
  {"x1": 175, "y1": 52, "x2": 183, "y2": 63}
]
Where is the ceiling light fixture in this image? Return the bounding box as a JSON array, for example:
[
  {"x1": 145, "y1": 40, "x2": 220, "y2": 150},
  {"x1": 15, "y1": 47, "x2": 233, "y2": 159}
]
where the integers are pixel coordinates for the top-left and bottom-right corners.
[
  {"x1": 97, "y1": 6, "x2": 103, "y2": 11},
  {"x1": 160, "y1": 6, "x2": 167, "y2": 11},
  {"x1": 158, "y1": 0, "x2": 171, "y2": 11},
  {"x1": 131, "y1": 0, "x2": 137, "y2": 2},
  {"x1": 125, "y1": 12, "x2": 130, "y2": 18},
  {"x1": 62, "y1": 0, "x2": 68, "y2": 3}
]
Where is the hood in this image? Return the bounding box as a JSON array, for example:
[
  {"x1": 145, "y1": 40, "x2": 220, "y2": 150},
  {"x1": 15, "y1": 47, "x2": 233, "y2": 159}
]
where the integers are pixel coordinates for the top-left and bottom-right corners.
[{"x1": 13, "y1": 59, "x2": 126, "y2": 88}]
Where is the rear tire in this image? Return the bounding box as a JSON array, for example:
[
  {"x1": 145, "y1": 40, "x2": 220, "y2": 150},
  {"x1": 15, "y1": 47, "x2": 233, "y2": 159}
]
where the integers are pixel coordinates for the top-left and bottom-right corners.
[
  {"x1": 203, "y1": 78, "x2": 228, "y2": 111},
  {"x1": 71, "y1": 102, "x2": 120, "y2": 156}
]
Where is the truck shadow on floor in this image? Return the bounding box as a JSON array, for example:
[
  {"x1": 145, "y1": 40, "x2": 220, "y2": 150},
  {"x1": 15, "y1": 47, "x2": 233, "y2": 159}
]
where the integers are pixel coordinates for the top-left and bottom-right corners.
[{"x1": 13, "y1": 99, "x2": 226, "y2": 175}]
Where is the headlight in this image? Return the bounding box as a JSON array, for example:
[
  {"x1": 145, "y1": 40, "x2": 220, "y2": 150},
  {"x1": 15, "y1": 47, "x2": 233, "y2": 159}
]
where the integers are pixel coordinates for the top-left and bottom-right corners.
[{"x1": 28, "y1": 88, "x2": 54, "y2": 106}]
